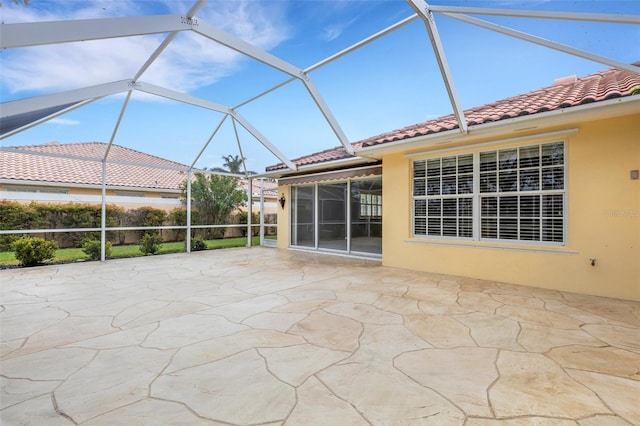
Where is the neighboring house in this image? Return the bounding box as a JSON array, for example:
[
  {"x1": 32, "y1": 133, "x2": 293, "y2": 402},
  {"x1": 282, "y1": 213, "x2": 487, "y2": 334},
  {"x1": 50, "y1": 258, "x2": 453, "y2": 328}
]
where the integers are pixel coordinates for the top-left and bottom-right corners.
[
  {"x1": 239, "y1": 178, "x2": 280, "y2": 216},
  {"x1": 267, "y1": 65, "x2": 640, "y2": 301},
  {"x1": 0, "y1": 142, "x2": 187, "y2": 210},
  {"x1": 0, "y1": 141, "x2": 278, "y2": 214}
]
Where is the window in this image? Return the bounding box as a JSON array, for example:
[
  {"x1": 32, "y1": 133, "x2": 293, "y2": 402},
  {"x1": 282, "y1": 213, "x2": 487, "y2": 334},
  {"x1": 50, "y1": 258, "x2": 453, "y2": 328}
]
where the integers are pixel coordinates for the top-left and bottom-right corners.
[
  {"x1": 413, "y1": 154, "x2": 473, "y2": 238},
  {"x1": 412, "y1": 142, "x2": 565, "y2": 244},
  {"x1": 5, "y1": 186, "x2": 68, "y2": 194},
  {"x1": 480, "y1": 142, "x2": 564, "y2": 242},
  {"x1": 360, "y1": 193, "x2": 382, "y2": 219},
  {"x1": 114, "y1": 191, "x2": 144, "y2": 197}
]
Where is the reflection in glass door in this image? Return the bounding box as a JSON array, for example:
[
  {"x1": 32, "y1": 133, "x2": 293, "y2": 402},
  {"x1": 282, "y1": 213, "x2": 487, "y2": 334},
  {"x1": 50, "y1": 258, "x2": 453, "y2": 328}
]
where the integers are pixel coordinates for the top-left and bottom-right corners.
[
  {"x1": 318, "y1": 183, "x2": 347, "y2": 251},
  {"x1": 350, "y1": 178, "x2": 382, "y2": 254}
]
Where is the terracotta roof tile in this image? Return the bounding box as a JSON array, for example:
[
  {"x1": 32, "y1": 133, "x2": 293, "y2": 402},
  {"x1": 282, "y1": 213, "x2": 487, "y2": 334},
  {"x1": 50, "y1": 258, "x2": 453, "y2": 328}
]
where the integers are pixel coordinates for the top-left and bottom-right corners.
[
  {"x1": 1, "y1": 142, "x2": 189, "y2": 190},
  {"x1": 266, "y1": 64, "x2": 640, "y2": 172},
  {"x1": 266, "y1": 142, "x2": 366, "y2": 171}
]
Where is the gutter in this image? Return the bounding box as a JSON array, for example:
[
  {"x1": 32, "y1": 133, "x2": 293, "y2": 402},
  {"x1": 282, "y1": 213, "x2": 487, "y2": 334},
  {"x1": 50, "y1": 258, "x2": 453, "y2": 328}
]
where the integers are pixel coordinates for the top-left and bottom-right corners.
[
  {"x1": 254, "y1": 156, "x2": 378, "y2": 180},
  {"x1": 355, "y1": 95, "x2": 640, "y2": 157},
  {"x1": 0, "y1": 179, "x2": 182, "y2": 194}
]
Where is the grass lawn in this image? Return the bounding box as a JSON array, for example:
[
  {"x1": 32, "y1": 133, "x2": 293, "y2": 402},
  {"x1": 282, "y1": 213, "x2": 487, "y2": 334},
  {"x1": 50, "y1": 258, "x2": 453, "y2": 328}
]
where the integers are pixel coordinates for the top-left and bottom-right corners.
[{"x1": 0, "y1": 236, "x2": 261, "y2": 268}]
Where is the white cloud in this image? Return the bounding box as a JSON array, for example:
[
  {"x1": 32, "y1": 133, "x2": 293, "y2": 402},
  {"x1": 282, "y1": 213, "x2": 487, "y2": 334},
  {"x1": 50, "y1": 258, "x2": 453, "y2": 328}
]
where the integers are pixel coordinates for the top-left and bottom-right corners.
[
  {"x1": 321, "y1": 18, "x2": 357, "y2": 42},
  {"x1": 1, "y1": 0, "x2": 291, "y2": 97},
  {"x1": 322, "y1": 25, "x2": 343, "y2": 42},
  {"x1": 47, "y1": 118, "x2": 80, "y2": 126}
]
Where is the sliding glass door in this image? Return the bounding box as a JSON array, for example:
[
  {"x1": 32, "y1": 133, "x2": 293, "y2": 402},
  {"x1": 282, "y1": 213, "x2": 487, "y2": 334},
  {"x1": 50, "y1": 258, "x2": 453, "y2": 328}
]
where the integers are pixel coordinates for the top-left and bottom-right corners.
[
  {"x1": 290, "y1": 176, "x2": 382, "y2": 256},
  {"x1": 350, "y1": 178, "x2": 382, "y2": 254},
  {"x1": 318, "y1": 183, "x2": 347, "y2": 251},
  {"x1": 291, "y1": 186, "x2": 315, "y2": 247}
]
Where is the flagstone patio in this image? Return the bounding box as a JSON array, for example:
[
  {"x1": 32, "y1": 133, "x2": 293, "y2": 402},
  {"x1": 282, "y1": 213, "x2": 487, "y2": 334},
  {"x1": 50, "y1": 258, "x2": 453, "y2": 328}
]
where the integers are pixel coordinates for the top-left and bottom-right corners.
[{"x1": 1, "y1": 247, "x2": 639, "y2": 425}]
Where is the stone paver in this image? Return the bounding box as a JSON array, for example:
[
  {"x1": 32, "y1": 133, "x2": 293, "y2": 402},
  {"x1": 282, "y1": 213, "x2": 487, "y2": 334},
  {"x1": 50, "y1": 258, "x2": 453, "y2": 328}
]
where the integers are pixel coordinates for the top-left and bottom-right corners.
[{"x1": 1, "y1": 247, "x2": 639, "y2": 425}]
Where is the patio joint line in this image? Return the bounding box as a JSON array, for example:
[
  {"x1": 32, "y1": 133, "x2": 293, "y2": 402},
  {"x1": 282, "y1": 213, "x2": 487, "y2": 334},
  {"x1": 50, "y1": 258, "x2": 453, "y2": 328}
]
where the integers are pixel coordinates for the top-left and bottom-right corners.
[
  {"x1": 564, "y1": 367, "x2": 630, "y2": 419},
  {"x1": 390, "y1": 352, "x2": 468, "y2": 417},
  {"x1": 313, "y1": 373, "x2": 374, "y2": 425},
  {"x1": 484, "y1": 347, "x2": 501, "y2": 418},
  {"x1": 51, "y1": 392, "x2": 78, "y2": 425},
  {"x1": 149, "y1": 395, "x2": 237, "y2": 425}
]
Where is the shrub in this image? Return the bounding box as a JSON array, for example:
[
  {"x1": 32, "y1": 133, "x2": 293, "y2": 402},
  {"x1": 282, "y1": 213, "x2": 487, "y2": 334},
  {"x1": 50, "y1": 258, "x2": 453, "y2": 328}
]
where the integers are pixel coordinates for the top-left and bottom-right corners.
[
  {"x1": 129, "y1": 207, "x2": 167, "y2": 240},
  {"x1": 12, "y1": 237, "x2": 58, "y2": 267},
  {"x1": 0, "y1": 201, "x2": 126, "y2": 249},
  {"x1": 0, "y1": 201, "x2": 47, "y2": 250},
  {"x1": 236, "y1": 211, "x2": 260, "y2": 236},
  {"x1": 189, "y1": 236, "x2": 207, "y2": 251},
  {"x1": 139, "y1": 233, "x2": 163, "y2": 255},
  {"x1": 168, "y1": 208, "x2": 201, "y2": 241},
  {"x1": 82, "y1": 239, "x2": 112, "y2": 260},
  {"x1": 0, "y1": 234, "x2": 19, "y2": 253}
]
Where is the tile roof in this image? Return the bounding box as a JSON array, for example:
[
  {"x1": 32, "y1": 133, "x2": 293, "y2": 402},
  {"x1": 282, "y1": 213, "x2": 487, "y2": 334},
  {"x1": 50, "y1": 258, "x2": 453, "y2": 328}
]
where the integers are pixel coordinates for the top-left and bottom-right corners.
[
  {"x1": 238, "y1": 179, "x2": 278, "y2": 198},
  {"x1": 1, "y1": 142, "x2": 189, "y2": 190},
  {"x1": 268, "y1": 142, "x2": 367, "y2": 172},
  {"x1": 266, "y1": 63, "x2": 640, "y2": 172}
]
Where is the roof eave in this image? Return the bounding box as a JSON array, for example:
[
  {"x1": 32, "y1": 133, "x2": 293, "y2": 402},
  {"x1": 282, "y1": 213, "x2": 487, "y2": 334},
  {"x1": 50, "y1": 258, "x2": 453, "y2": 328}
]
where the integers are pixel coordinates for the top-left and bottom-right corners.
[
  {"x1": 356, "y1": 96, "x2": 640, "y2": 157},
  {"x1": 257, "y1": 156, "x2": 377, "y2": 180},
  {"x1": 0, "y1": 179, "x2": 183, "y2": 193}
]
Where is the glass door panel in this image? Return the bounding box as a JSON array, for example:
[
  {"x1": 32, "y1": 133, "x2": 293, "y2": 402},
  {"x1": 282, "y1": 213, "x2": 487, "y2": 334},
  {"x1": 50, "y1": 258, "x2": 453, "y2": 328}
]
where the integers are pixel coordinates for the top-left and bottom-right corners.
[
  {"x1": 350, "y1": 177, "x2": 382, "y2": 254},
  {"x1": 318, "y1": 183, "x2": 347, "y2": 251},
  {"x1": 291, "y1": 186, "x2": 315, "y2": 247}
]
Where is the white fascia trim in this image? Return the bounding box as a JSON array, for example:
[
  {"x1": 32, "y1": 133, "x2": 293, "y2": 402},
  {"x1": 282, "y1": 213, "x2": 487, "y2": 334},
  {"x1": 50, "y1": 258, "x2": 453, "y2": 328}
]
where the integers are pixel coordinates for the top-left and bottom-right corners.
[
  {"x1": 403, "y1": 128, "x2": 579, "y2": 158},
  {"x1": 1, "y1": 179, "x2": 182, "y2": 194},
  {"x1": 256, "y1": 156, "x2": 377, "y2": 180},
  {"x1": 356, "y1": 96, "x2": 640, "y2": 157},
  {"x1": 0, "y1": 192, "x2": 183, "y2": 207},
  {"x1": 277, "y1": 163, "x2": 382, "y2": 184}
]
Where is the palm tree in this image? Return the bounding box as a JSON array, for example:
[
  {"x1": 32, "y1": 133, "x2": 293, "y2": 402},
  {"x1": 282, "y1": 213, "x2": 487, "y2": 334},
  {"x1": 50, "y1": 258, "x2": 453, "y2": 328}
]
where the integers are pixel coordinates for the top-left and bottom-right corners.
[{"x1": 222, "y1": 154, "x2": 245, "y2": 174}]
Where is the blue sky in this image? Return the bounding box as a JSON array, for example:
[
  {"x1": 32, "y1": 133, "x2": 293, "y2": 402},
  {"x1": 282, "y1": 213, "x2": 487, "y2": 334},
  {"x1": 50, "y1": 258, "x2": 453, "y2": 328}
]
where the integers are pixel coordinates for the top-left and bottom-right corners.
[{"x1": 1, "y1": 0, "x2": 638, "y2": 173}]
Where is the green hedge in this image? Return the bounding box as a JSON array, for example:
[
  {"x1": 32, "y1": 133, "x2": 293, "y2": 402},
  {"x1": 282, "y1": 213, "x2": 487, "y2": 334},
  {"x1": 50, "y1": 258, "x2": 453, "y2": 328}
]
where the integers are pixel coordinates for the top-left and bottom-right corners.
[{"x1": 0, "y1": 201, "x2": 201, "y2": 250}]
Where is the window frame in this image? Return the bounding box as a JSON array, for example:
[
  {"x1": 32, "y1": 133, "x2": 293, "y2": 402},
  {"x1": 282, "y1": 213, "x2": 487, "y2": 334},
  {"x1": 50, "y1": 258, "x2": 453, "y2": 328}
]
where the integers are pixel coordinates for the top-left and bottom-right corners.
[
  {"x1": 4, "y1": 185, "x2": 69, "y2": 194},
  {"x1": 412, "y1": 153, "x2": 474, "y2": 240},
  {"x1": 360, "y1": 192, "x2": 382, "y2": 220},
  {"x1": 288, "y1": 175, "x2": 382, "y2": 256},
  {"x1": 411, "y1": 140, "x2": 567, "y2": 246}
]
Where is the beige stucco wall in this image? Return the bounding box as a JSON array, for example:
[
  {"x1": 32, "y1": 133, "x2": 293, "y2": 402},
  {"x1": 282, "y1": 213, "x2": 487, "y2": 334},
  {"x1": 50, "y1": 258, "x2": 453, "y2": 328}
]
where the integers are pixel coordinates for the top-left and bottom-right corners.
[
  {"x1": 382, "y1": 114, "x2": 639, "y2": 301},
  {"x1": 276, "y1": 185, "x2": 291, "y2": 249},
  {"x1": 0, "y1": 186, "x2": 183, "y2": 212}
]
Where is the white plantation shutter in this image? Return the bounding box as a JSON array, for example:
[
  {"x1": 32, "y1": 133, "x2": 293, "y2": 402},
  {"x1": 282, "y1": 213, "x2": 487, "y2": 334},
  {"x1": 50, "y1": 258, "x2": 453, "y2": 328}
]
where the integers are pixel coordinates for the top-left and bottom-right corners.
[
  {"x1": 413, "y1": 141, "x2": 565, "y2": 244},
  {"x1": 412, "y1": 154, "x2": 474, "y2": 238}
]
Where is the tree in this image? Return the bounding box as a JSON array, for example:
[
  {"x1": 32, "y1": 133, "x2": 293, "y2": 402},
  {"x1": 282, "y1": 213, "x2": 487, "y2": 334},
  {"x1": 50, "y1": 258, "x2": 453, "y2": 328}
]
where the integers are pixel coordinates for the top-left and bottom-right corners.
[
  {"x1": 222, "y1": 154, "x2": 245, "y2": 174},
  {"x1": 181, "y1": 172, "x2": 247, "y2": 238}
]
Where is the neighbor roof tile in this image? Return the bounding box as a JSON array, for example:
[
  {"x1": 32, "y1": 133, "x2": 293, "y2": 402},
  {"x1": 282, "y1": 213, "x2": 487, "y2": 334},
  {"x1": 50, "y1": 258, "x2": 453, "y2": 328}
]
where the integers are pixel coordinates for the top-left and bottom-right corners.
[{"x1": 1, "y1": 142, "x2": 189, "y2": 190}]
